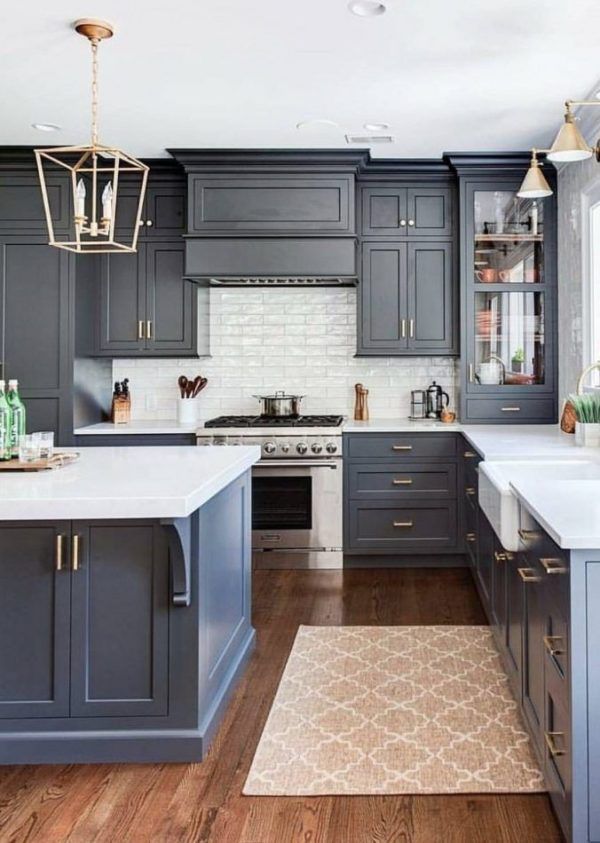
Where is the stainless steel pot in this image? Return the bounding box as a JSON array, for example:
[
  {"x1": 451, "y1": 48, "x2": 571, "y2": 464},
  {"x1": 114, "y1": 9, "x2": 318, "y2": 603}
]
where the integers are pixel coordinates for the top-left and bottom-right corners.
[{"x1": 253, "y1": 391, "x2": 304, "y2": 417}]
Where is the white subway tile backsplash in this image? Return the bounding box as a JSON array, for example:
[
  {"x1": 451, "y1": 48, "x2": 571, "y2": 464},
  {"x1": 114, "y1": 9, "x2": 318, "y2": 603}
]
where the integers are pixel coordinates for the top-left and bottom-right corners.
[{"x1": 113, "y1": 288, "x2": 458, "y2": 421}]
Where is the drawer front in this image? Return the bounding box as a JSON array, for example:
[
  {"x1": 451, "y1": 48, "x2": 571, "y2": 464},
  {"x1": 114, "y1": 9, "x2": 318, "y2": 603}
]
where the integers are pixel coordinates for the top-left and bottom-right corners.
[
  {"x1": 543, "y1": 602, "x2": 569, "y2": 691},
  {"x1": 465, "y1": 398, "x2": 556, "y2": 423},
  {"x1": 346, "y1": 433, "x2": 457, "y2": 461},
  {"x1": 539, "y1": 535, "x2": 570, "y2": 618},
  {"x1": 544, "y1": 662, "x2": 571, "y2": 836},
  {"x1": 347, "y1": 462, "x2": 456, "y2": 500},
  {"x1": 348, "y1": 501, "x2": 457, "y2": 550}
]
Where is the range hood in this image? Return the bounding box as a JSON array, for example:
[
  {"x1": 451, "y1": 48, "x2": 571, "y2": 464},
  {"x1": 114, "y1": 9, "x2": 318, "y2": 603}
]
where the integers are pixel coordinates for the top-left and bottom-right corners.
[{"x1": 206, "y1": 276, "x2": 357, "y2": 287}]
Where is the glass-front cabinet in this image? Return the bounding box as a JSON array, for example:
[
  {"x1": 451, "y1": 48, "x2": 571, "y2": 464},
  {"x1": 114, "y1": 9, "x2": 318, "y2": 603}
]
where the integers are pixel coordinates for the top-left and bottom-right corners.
[{"x1": 456, "y1": 164, "x2": 557, "y2": 424}]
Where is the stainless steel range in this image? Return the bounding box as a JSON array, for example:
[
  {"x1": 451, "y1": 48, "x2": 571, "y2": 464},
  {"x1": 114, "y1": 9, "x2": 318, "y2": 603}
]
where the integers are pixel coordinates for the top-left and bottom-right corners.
[{"x1": 197, "y1": 415, "x2": 344, "y2": 569}]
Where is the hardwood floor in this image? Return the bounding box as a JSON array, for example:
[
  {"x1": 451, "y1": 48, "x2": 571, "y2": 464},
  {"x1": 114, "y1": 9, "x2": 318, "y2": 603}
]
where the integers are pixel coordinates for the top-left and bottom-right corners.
[{"x1": 0, "y1": 568, "x2": 563, "y2": 843}]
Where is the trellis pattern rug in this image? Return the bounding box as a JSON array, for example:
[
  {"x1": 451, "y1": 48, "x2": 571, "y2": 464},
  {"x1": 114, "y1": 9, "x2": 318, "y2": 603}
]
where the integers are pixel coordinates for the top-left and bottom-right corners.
[{"x1": 244, "y1": 625, "x2": 545, "y2": 795}]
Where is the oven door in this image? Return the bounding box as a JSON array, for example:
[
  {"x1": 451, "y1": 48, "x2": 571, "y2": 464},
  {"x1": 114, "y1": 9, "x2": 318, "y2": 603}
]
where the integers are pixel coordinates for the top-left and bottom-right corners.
[{"x1": 252, "y1": 460, "x2": 342, "y2": 551}]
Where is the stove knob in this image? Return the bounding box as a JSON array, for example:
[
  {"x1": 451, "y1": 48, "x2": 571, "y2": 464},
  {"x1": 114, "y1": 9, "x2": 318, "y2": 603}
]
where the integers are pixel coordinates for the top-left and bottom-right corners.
[
  {"x1": 325, "y1": 442, "x2": 338, "y2": 454},
  {"x1": 311, "y1": 442, "x2": 323, "y2": 454},
  {"x1": 296, "y1": 442, "x2": 308, "y2": 455},
  {"x1": 281, "y1": 444, "x2": 290, "y2": 453},
  {"x1": 263, "y1": 442, "x2": 277, "y2": 455}
]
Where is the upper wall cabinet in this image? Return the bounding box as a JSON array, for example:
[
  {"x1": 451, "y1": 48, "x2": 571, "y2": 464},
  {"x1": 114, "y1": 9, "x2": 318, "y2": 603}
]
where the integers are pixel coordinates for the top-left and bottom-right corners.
[
  {"x1": 114, "y1": 181, "x2": 186, "y2": 239},
  {"x1": 188, "y1": 175, "x2": 355, "y2": 235},
  {"x1": 361, "y1": 185, "x2": 453, "y2": 237},
  {"x1": 0, "y1": 172, "x2": 71, "y2": 234}
]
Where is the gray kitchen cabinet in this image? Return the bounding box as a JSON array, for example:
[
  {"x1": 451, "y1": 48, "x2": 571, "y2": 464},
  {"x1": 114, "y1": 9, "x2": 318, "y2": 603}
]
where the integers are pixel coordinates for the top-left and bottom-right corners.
[
  {"x1": 491, "y1": 535, "x2": 508, "y2": 638},
  {"x1": 97, "y1": 240, "x2": 198, "y2": 357},
  {"x1": 115, "y1": 181, "x2": 186, "y2": 239},
  {"x1": 358, "y1": 241, "x2": 456, "y2": 356},
  {"x1": 69, "y1": 521, "x2": 170, "y2": 717},
  {"x1": 344, "y1": 432, "x2": 461, "y2": 559},
  {"x1": 520, "y1": 550, "x2": 545, "y2": 749},
  {"x1": 448, "y1": 155, "x2": 558, "y2": 423},
  {"x1": 477, "y1": 510, "x2": 494, "y2": 606},
  {"x1": 504, "y1": 551, "x2": 524, "y2": 697},
  {"x1": 187, "y1": 175, "x2": 355, "y2": 235},
  {"x1": 0, "y1": 235, "x2": 74, "y2": 444},
  {"x1": 0, "y1": 171, "x2": 71, "y2": 234},
  {"x1": 0, "y1": 523, "x2": 71, "y2": 719},
  {"x1": 361, "y1": 185, "x2": 453, "y2": 237}
]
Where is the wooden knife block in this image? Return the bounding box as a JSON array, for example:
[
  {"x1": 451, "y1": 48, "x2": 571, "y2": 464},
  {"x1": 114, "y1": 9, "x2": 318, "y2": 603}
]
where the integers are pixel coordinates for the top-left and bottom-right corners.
[{"x1": 111, "y1": 395, "x2": 131, "y2": 425}]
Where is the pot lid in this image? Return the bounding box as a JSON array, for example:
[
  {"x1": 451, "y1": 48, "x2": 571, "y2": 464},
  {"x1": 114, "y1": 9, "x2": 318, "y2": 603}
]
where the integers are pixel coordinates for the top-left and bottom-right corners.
[{"x1": 253, "y1": 391, "x2": 305, "y2": 400}]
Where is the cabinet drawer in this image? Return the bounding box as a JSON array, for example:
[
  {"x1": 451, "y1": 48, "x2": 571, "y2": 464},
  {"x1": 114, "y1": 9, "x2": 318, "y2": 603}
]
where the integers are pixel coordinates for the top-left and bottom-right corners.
[
  {"x1": 347, "y1": 462, "x2": 456, "y2": 500},
  {"x1": 543, "y1": 601, "x2": 569, "y2": 688},
  {"x1": 346, "y1": 433, "x2": 457, "y2": 461},
  {"x1": 465, "y1": 398, "x2": 556, "y2": 423},
  {"x1": 544, "y1": 662, "x2": 571, "y2": 816},
  {"x1": 539, "y1": 535, "x2": 570, "y2": 618},
  {"x1": 347, "y1": 501, "x2": 457, "y2": 550}
]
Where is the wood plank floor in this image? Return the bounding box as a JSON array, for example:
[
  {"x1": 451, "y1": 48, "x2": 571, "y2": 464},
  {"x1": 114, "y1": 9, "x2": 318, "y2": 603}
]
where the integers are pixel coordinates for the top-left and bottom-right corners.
[{"x1": 0, "y1": 568, "x2": 563, "y2": 843}]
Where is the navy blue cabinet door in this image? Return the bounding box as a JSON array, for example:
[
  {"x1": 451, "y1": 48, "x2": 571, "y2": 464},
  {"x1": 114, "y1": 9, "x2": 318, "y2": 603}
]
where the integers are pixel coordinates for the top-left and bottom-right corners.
[
  {"x1": 359, "y1": 243, "x2": 408, "y2": 354},
  {"x1": 505, "y1": 554, "x2": 523, "y2": 694},
  {"x1": 145, "y1": 242, "x2": 195, "y2": 353},
  {"x1": 98, "y1": 248, "x2": 146, "y2": 353},
  {"x1": 69, "y1": 522, "x2": 170, "y2": 717},
  {"x1": 491, "y1": 538, "x2": 508, "y2": 635},
  {"x1": 407, "y1": 242, "x2": 455, "y2": 353},
  {"x1": 521, "y1": 554, "x2": 545, "y2": 747},
  {"x1": 0, "y1": 523, "x2": 71, "y2": 718}
]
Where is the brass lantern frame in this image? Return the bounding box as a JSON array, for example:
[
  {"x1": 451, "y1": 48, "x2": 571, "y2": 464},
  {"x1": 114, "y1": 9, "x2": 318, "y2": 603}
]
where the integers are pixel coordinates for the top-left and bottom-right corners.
[{"x1": 34, "y1": 19, "x2": 149, "y2": 254}]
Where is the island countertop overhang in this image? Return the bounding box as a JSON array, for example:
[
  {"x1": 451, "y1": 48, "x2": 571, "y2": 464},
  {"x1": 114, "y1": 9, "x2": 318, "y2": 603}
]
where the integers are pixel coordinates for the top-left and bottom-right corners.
[{"x1": 0, "y1": 446, "x2": 261, "y2": 521}]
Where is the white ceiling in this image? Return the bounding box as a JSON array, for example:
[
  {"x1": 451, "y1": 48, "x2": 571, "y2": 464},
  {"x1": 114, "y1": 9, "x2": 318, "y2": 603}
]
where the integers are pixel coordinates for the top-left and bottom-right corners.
[{"x1": 3, "y1": 0, "x2": 600, "y2": 159}]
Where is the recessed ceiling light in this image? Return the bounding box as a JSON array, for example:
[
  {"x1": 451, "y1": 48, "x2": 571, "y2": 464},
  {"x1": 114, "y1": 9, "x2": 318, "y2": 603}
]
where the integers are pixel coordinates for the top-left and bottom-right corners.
[
  {"x1": 348, "y1": 0, "x2": 386, "y2": 16},
  {"x1": 31, "y1": 123, "x2": 61, "y2": 132},
  {"x1": 364, "y1": 122, "x2": 389, "y2": 131},
  {"x1": 296, "y1": 119, "x2": 339, "y2": 130}
]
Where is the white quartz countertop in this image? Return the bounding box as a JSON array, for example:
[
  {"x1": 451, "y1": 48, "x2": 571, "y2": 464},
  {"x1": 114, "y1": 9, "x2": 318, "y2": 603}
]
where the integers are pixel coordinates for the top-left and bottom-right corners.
[
  {"x1": 0, "y1": 446, "x2": 261, "y2": 521},
  {"x1": 74, "y1": 420, "x2": 198, "y2": 436}
]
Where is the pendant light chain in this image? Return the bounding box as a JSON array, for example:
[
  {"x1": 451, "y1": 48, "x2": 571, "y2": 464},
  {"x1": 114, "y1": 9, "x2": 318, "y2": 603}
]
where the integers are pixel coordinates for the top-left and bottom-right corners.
[{"x1": 90, "y1": 38, "x2": 99, "y2": 147}]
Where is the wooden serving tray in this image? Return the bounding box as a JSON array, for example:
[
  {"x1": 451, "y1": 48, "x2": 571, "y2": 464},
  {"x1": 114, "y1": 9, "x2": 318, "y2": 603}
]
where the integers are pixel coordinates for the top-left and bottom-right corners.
[{"x1": 0, "y1": 452, "x2": 80, "y2": 472}]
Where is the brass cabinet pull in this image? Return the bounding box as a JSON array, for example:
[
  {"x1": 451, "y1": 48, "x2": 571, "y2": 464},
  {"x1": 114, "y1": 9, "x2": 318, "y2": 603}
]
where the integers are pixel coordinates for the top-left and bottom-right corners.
[
  {"x1": 466, "y1": 486, "x2": 476, "y2": 496},
  {"x1": 72, "y1": 534, "x2": 81, "y2": 572},
  {"x1": 494, "y1": 550, "x2": 513, "y2": 563},
  {"x1": 543, "y1": 635, "x2": 565, "y2": 657},
  {"x1": 540, "y1": 557, "x2": 567, "y2": 575},
  {"x1": 392, "y1": 478, "x2": 413, "y2": 485},
  {"x1": 401, "y1": 319, "x2": 407, "y2": 338},
  {"x1": 55, "y1": 534, "x2": 65, "y2": 572},
  {"x1": 464, "y1": 450, "x2": 477, "y2": 458},
  {"x1": 468, "y1": 363, "x2": 475, "y2": 383},
  {"x1": 138, "y1": 320, "x2": 145, "y2": 339},
  {"x1": 466, "y1": 532, "x2": 477, "y2": 543},
  {"x1": 544, "y1": 731, "x2": 566, "y2": 757},
  {"x1": 501, "y1": 407, "x2": 521, "y2": 412},
  {"x1": 393, "y1": 520, "x2": 414, "y2": 528},
  {"x1": 146, "y1": 320, "x2": 153, "y2": 339},
  {"x1": 518, "y1": 567, "x2": 541, "y2": 583},
  {"x1": 518, "y1": 528, "x2": 540, "y2": 543},
  {"x1": 409, "y1": 318, "x2": 414, "y2": 338},
  {"x1": 392, "y1": 445, "x2": 412, "y2": 451}
]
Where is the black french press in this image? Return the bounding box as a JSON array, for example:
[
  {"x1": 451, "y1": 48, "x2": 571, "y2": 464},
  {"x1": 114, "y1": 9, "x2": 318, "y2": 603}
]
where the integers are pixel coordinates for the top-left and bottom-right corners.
[{"x1": 425, "y1": 381, "x2": 450, "y2": 419}]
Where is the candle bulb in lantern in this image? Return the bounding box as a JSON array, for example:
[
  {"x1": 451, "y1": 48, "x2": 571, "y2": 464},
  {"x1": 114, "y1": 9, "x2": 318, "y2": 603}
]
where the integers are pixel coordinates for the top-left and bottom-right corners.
[
  {"x1": 75, "y1": 179, "x2": 86, "y2": 219},
  {"x1": 102, "y1": 182, "x2": 113, "y2": 223}
]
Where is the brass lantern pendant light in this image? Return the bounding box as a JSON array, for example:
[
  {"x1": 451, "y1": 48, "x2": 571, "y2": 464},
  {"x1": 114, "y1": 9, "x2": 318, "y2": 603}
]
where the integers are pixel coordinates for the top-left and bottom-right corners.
[{"x1": 35, "y1": 19, "x2": 149, "y2": 253}]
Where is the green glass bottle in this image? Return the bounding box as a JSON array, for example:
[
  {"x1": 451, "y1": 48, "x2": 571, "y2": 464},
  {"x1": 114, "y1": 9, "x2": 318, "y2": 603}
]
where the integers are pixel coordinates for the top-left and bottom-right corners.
[
  {"x1": 0, "y1": 380, "x2": 11, "y2": 461},
  {"x1": 7, "y1": 379, "x2": 26, "y2": 458}
]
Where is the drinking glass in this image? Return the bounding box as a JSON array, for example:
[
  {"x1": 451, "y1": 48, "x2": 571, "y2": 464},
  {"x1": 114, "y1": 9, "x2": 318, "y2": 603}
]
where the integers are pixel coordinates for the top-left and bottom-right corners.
[
  {"x1": 18, "y1": 433, "x2": 41, "y2": 463},
  {"x1": 37, "y1": 431, "x2": 55, "y2": 459}
]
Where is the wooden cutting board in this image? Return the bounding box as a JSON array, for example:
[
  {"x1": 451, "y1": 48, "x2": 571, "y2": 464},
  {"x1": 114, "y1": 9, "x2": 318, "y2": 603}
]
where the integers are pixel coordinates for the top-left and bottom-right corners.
[{"x1": 0, "y1": 452, "x2": 80, "y2": 472}]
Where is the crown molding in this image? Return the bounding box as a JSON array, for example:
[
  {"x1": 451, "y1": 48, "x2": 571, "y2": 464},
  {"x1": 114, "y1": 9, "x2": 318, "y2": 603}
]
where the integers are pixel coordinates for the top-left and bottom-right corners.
[{"x1": 168, "y1": 148, "x2": 370, "y2": 173}]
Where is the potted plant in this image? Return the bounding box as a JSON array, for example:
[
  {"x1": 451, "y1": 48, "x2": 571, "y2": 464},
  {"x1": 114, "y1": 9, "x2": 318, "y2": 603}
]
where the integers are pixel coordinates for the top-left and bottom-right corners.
[
  {"x1": 569, "y1": 393, "x2": 600, "y2": 446},
  {"x1": 511, "y1": 347, "x2": 525, "y2": 373}
]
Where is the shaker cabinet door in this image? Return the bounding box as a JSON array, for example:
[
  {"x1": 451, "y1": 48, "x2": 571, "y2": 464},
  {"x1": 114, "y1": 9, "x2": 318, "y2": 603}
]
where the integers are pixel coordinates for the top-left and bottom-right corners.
[
  {"x1": 98, "y1": 248, "x2": 146, "y2": 352},
  {"x1": 69, "y1": 522, "x2": 170, "y2": 717},
  {"x1": 407, "y1": 242, "x2": 455, "y2": 353},
  {"x1": 359, "y1": 243, "x2": 408, "y2": 353},
  {"x1": 521, "y1": 554, "x2": 545, "y2": 748},
  {"x1": 0, "y1": 523, "x2": 71, "y2": 719},
  {"x1": 145, "y1": 241, "x2": 195, "y2": 354}
]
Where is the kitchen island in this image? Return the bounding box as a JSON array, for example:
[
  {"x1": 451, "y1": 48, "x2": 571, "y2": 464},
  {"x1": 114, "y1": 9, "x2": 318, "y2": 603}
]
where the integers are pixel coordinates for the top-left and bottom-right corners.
[{"x1": 0, "y1": 445, "x2": 260, "y2": 765}]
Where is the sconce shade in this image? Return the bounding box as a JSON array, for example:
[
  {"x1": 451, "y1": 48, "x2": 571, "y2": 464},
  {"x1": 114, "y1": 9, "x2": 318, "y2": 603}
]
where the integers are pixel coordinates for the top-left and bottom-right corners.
[
  {"x1": 547, "y1": 111, "x2": 593, "y2": 162},
  {"x1": 517, "y1": 158, "x2": 553, "y2": 199}
]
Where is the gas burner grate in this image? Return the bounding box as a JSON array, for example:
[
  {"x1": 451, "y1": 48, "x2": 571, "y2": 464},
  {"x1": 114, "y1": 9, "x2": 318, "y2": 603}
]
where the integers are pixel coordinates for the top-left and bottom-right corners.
[{"x1": 204, "y1": 415, "x2": 344, "y2": 429}]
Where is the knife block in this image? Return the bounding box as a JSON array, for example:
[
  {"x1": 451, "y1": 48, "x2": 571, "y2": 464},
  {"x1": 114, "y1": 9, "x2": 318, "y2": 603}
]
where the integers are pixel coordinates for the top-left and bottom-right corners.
[{"x1": 111, "y1": 395, "x2": 131, "y2": 425}]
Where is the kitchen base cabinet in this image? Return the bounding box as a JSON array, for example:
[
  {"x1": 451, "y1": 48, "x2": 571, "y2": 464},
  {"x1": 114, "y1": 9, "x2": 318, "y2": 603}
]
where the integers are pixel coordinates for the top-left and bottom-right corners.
[
  {"x1": 0, "y1": 471, "x2": 254, "y2": 764},
  {"x1": 344, "y1": 432, "x2": 461, "y2": 558}
]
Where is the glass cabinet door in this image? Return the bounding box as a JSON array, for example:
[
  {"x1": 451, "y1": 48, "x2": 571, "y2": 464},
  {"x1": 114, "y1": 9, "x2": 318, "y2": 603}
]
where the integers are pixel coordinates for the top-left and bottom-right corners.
[{"x1": 468, "y1": 185, "x2": 551, "y2": 393}]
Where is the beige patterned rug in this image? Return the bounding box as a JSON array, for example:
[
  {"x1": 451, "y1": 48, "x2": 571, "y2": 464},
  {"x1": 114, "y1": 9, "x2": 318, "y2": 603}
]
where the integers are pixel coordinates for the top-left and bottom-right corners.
[{"x1": 244, "y1": 625, "x2": 545, "y2": 795}]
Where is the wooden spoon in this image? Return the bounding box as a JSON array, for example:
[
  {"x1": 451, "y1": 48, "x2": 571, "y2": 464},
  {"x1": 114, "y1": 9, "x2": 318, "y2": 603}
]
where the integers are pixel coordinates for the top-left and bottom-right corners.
[{"x1": 178, "y1": 375, "x2": 188, "y2": 399}]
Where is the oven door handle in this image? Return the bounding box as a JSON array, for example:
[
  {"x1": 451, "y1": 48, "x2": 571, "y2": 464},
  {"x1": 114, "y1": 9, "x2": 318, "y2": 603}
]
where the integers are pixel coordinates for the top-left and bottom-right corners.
[{"x1": 255, "y1": 460, "x2": 340, "y2": 469}]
